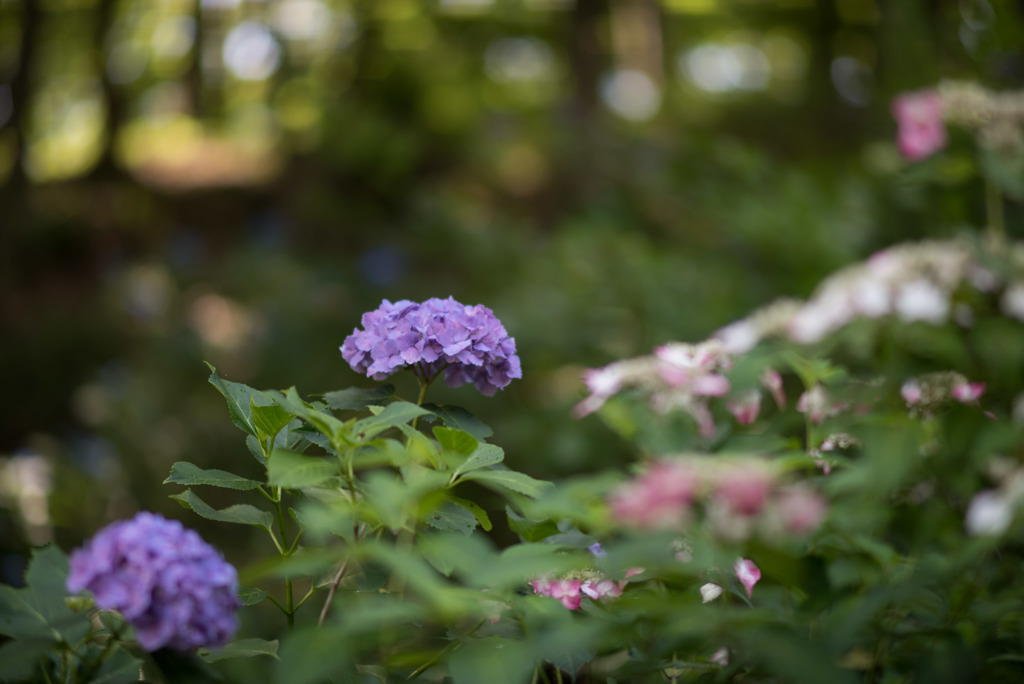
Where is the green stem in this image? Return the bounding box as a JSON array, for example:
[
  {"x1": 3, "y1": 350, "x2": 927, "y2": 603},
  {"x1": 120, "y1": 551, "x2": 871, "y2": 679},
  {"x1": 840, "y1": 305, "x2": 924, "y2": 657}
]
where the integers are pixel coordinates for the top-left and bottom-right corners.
[
  {"x1": 272, "y1": 487, "x2": 295, "y2": 629},
  {"x1": 406, "y1": 620, "x2": 486, "y2": 680},
  {"x1": 986, "y1": 178, "x2": 1005, "y2": 240}
]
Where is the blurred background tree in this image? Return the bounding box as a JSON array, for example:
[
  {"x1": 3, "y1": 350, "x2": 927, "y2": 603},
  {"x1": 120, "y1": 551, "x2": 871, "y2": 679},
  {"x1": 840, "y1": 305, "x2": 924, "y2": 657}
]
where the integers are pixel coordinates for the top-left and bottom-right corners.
[{"x1": 0, "y1": 0, "x2": 1021, "y2": 582}]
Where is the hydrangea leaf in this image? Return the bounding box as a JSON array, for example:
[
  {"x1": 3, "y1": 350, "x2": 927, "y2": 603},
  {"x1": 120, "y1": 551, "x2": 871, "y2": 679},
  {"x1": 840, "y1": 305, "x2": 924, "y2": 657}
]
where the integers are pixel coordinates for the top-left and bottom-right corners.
[
  {"x1": 3, "y1": 546, "x2": 91, "y2": 645},
  {"x1": 170, "y1": 490, "x2": 274, "y2": 531},
  {"x1": 238, "y1": 587, "x2": 267, "y2": 606},
  {"x1": 451, "y1": 444, "x2": 505, "y2": 481},
  {"x1": 267, "y1": 449, "x2": 338, "y2": 489},
  {"x1": 323, "y1": 385, "x2": 395, "y2": 411},
  {"x1": 425, "y1": 500, "x2": 478, "y2": 536},
  {"x1": 269, "y1": 388, "x2": 352, "y2": 450},
  {"x1": 199, "y1": 638, "x2": 279, "y2": 662},
  {"x1": 89, "y1": 646, "x2": 144, "y2": 684},
  {"x1": 423, "y1": 403, "x2": 493, "y2": 440},
  {"x1": 206, "y1": 363, "x2": 261, "y2": 436},
  {"x1": 506, "y1": 507, "x2": 560, "y2": 543},
  {"x1": 276, "y1": 625, "x2": 352, "y2": 684},
  {"x1": 353, "y1": 402, "x2": 434, "y2": 441},
  {"x1": 449, "y1": 637, "x2": 532, "y2": 684},
  {"x1": 459, "y1": 468, "x2": 553, "y2": 499},
  {"x1": 250, "y1": 400, "x2": 295, "y2": 447},
  {"x1": 0, "y1": 638, "x2": 54, "y2": 681},
  {"x1": 164, "y1": 462, "x2": 262, "y2": 490},
  {"x1": 433, "y1": 427, "x2": 479, "y2": 458}
]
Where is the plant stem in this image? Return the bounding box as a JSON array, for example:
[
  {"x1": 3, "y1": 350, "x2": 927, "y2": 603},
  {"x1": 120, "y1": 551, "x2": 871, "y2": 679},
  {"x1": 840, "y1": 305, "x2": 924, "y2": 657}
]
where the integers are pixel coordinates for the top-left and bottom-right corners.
[
  {"x1": 317, "y1": 559, "x2": 349, "y2": 626},
  {"x1": 273, "y1": 486, "x2": 295, "y2": 628},
  {"x1": 986, "y1": 178, "x2": 1005, "y2": 241}
]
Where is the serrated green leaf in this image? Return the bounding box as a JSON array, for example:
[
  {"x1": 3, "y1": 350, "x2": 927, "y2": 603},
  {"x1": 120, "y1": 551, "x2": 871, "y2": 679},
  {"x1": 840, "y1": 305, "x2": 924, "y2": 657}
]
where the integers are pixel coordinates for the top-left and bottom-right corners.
[
  {"x1": 171, "y1": 490, "x2": 273, "y2": 531},
  {"x1": 323, "y1": 386, "x2": 395, "y2": 411},
  {"x1": 433, "y1": 427, "x2": 479, "y2": 458},
  {"x1": 267, "y1": 449, "x2": 338, "y2": 489},
  {"x1": 206, "y1": 363, "x2": 261, "y2": 436},
  {"x1": 251, "y1": 400, "x2": 295, "y2": 446},
  {"x1": 353, "y1": 402, "x2": 434, "y2": 440},
  {"x1": 200, "y1": 638, "x2": 279, "y2": 663},
  {"x1": 452, "y1": 444, "x2": 505, "y2": 480},
  {"x1": 506, "y1": 507, "x2": 559, "y2": 543},
  {"x1": 460, "y1": 469, "x2": 552, "y2": 498},
  {"x1": 164, "y1": 462, "x2": 261, "y2": 490},
  {"x1": 147, "y1": 648, "x2": 224, "y2": 684},
  {"x1": 422, "y1": 404, "x2": 493, "y2": 440},
  {"x1": 426, "y1": 500, "x2": 479, "y2": 535},
  {"x1": 238, "y1": 587, "x2": 267, "y2": 606},
  {"x1": 246, "y1": 435, "x2": 268, "y2": 466},
  {"x1": 268, "y1": 388, "x2": 352, "y2": 450},
  {"x1": 275, "y1": 626, "x2": 351, "y2": 684},
  {"x1": 448, "y1": 495, "x2": 493, "y2": 532}
]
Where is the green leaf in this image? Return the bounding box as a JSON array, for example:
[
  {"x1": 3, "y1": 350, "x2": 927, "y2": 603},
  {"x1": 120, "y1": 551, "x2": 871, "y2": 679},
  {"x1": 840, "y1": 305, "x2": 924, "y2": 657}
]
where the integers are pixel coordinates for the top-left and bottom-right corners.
[
  {"x1": 451, "y1": 444, "x2": 505, "y2": 480},
  {"x1": 423, "y1": 403, "x2": 494, "y2": 440},
  {"x1": 323, "y1": 385, "x2": 395, "y2": 411},
  {"x1": 460, "y1": 469, "x2": 553, "y2": 498},
  {"x1": 164, "y1": 462, "x2": 262, "y2": 490},
  {"x1": 0, "y1": 547, "x2": 91, "y2": 646},
  {"x1": 353, "y1": 401, "x2": 434, "y2": 440},
  {"x1": 0, "y1": 637, "x2": 53, "y2": 681},
  {"x1": 426, "y1": 499, "x2": 485, "y2": 535},
  {"x1": 206, "y1": 363, "x2": 261, "y2": 436},
  {"x1": 267, "y1": 449, "x2": 338, "y2": 489},
  {"x1": 268, "y1": 388, "x2": 352, "y2": 450},
  {"x1": 448, "y1": 495, "x2": 493, "y2": 532},
  {"x1": 506, "y1": 507, "x2": 560, "y2": 543},
  {"x1": 170, "y1": 490, "x2": 273, "y2": 531},
  {"x1": 433, "y1": 426, "x2": 479, "y2": 458},
  {"x1": 238, "y1": 587, "x2": 267, "y2": 606},
  {"x1": 449, "y1": 638, "x2": 533, "y2": 684},
  {"x1": 146, "y1": 648, "x2": 223, "y2": 684},
  {"x1": 199, "y1": 638, "x2": 279, "y2": 663},
  {"x1": 275, "y1": 625, "x2": 351, "y2": 684},
  {"x1": 90, "y1": 646, "x2": 145, "y2": 684},
  {"x1": 251, "y1": 399, "x2": 295, "y2": 445}
]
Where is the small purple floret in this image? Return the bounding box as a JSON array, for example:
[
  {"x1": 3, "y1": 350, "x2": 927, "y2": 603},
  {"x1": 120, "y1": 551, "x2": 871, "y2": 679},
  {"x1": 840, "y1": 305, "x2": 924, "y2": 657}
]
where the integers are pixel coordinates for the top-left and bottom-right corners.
[
  {"x1": 66, "y1": 512, "x2": 239, "y2": 652},
  {"x1": 340, "y1": 297, "x2": 522, "y2": 395}
]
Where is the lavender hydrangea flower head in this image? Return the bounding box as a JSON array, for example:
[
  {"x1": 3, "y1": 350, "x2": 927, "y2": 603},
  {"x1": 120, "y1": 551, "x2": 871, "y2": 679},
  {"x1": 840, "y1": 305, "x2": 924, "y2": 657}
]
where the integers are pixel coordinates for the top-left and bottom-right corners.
[
  {"x1": 340, "y1": 297, "x2": 522, "y2": 396},
  {"x1": 66, "y1": 512, "x2": 239, "y2": 652}
]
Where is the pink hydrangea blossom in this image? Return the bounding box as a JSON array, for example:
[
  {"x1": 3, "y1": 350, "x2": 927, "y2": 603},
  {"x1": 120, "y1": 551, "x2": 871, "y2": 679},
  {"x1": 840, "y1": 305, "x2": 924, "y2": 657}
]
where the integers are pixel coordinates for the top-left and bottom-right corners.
[
  {"x1": 726, "y1": 390, "x2": 762, "y2": 425},
  {"x1": 609, "y1": 460, "x2": 698, "y2": 529},
  {"x1": 734, "y1": 558, "x2": 761, "y2": 598},
  {"x1": 892, "y1": 89, "x2": 946, "y2": 161},
  {"x1": 777, "y1": 488, "x2": 828, "y2": 535},
  {"x1": 714, "y1": 467, "x2": 773, "y2": 516},
  {"x1": 951, "y1": 381, "x2": 985, "y2": 403},
  {"x1": 760, "y1": 368, "x2": 786, "y2": 409},
  {"x1": 531, "y1": 578, "x2": 582, "y2": 610}
]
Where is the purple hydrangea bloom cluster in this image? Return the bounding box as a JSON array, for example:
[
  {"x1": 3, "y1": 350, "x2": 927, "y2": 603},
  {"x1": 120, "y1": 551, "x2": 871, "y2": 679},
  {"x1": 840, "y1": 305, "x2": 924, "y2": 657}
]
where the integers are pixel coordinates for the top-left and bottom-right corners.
[
  {"x1": 66, "y1": 512, "x2": 239, "y2": 652},
  {"x1": 341, "y1": 297, "x2": 522, "y2": 396}
]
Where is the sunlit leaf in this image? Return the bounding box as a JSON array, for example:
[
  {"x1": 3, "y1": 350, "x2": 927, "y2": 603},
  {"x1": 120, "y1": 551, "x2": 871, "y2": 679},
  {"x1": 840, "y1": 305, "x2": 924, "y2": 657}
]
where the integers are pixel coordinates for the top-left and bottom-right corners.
[
  {"x1": 267, "y1": 448, "x2": 338, "y2": 489},
  {"x1": 423, "y1": 403, "x2": 493, "y2": 440},
  {"x1": 199, "y1": 638, "x2": 279, "y2": 662},
  {"x1": 460, "y1": 468, "x2": 552, "y2": 498}
]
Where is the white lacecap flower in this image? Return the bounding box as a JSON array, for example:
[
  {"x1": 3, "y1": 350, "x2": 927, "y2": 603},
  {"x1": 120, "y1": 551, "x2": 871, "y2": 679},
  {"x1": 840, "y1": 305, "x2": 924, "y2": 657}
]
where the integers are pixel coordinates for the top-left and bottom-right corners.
[
  {"x1": 1001, "y1": 282, "x2": 1024, "y2": 322},
  {"x1": 700, "y1": 582, "x2": 723, "y2": 603},
  {"x1": 715, "y1": 320, "x2": 760, "y2": 355},
  {"x1": 965, "y1": 490, "x2": 1014, "y2": 536},
  {"x1": 894, "y1": 279, "x2": 949, "y2": 324},
  {"x1": 850, "y1": 278, "x2": 890, "y2": 318}
]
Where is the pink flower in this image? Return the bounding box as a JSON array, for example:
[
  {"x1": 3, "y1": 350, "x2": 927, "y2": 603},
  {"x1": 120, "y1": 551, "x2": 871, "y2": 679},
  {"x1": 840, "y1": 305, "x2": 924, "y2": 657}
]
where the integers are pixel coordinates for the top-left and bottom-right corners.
[
  {"x1": 715, "y1": 468, "x2": 773, "y2": 516},
  {"x1": 760, "y1": 368, "x2": 786, "y2": 409},
  {"x1": 710, "y1": 647, "x2": 730, "y2": 666},
  {"x1": 892, "y1": 89, "x2": 946, "y2": 161},
  {"x1": 951, "y1": 381, "x2": 985, "y2": 403},
  {"x1": 734, "y1": 558, "x2": 761, "y2": 598},
  {"x1": 726, "y1": 390, "x2": 762, "y2": 425},
  {"x1": 797, "y1": 385, "x2": 845, "y2": 424},
  {"x1": 581, "y1": 579, "x2": 623, "y2": 600},
  {"x1": 609, "y1": 460, "x2": 698, "y2": 529},
  {"x1": 531, "y1": 578, "x2": 582, "y2": 610},
  {"x1": 901, "y1": 379, "x2": 923, "y2": 405},
  {"x1": 777, "y1": 488, "x2": 827, "y2": 536}
]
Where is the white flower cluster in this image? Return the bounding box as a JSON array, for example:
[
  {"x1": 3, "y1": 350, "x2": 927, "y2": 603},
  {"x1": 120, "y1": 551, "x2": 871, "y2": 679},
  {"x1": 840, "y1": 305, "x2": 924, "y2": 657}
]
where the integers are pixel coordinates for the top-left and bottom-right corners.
[{"x1": 713, "y1": 239, "x2": 1024, "y2": 354}]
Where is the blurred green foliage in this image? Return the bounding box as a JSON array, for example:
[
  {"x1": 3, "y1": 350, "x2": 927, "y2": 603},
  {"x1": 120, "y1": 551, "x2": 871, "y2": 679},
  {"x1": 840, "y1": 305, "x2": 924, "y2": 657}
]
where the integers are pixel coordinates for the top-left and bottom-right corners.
[{"x1": 0, "y1": 0, "x2": 1022, "y2": 590}]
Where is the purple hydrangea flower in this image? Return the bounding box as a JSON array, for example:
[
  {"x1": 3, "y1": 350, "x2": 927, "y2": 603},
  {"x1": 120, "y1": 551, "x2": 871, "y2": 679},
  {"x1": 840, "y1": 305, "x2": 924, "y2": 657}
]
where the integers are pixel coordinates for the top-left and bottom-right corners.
[
  {"x1": 340, "y1": 297, "x2": 522, "y2": 395},
  {"x1": 66, "y1": 512, "x2": 239, "y2": 652}
]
